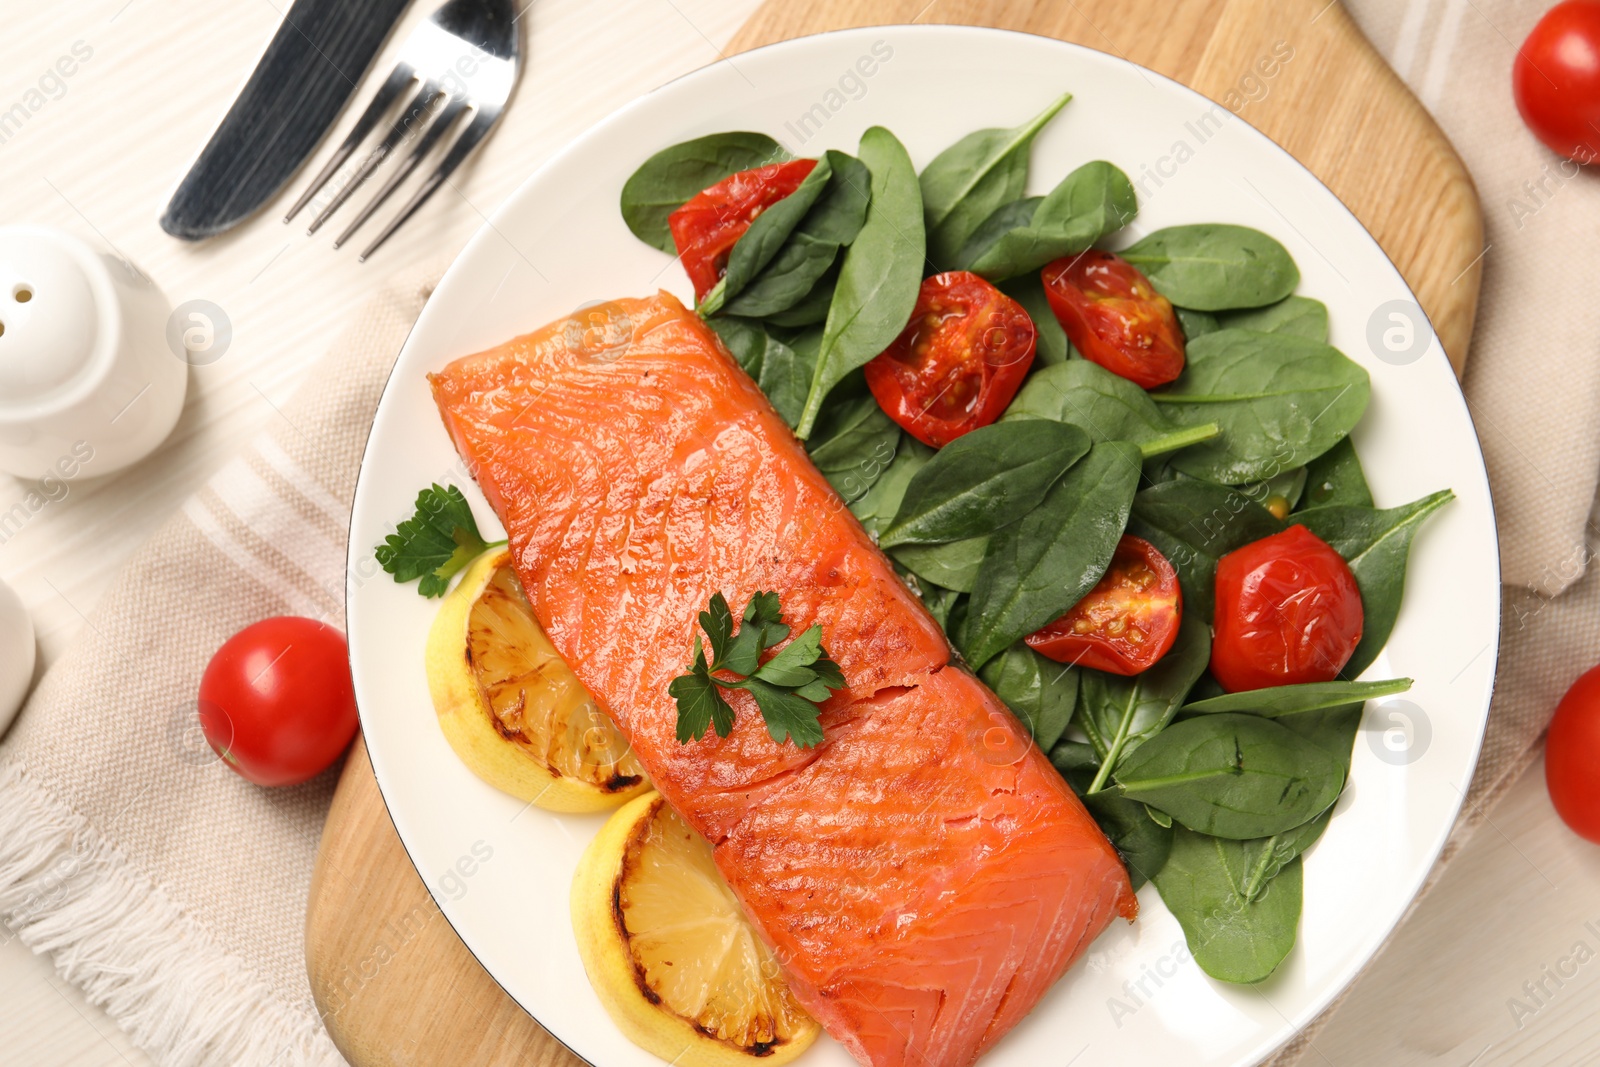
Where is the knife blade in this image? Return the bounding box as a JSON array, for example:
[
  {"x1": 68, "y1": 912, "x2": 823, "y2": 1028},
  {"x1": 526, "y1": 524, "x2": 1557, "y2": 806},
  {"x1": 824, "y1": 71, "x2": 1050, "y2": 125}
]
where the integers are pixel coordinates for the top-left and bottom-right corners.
[{"x1": 160, "y1": 0, "x2": 414, "y2": 240}]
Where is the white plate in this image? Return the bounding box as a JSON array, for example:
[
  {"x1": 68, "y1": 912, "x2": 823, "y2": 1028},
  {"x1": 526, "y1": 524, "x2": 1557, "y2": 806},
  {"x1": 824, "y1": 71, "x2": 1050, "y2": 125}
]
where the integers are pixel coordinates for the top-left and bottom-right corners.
[{"x1": 346, "y1": 26, "x2": 1499, "y2": 1067}]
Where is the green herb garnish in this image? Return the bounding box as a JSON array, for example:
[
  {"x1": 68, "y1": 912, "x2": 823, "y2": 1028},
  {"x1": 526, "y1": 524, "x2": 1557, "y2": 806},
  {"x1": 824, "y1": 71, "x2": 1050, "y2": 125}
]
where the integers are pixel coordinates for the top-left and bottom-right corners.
[
  {"x1": 668, "y1": 591, "x2": 845, "y2": 749},
  {"x1": 375, "y1": 484, "x2": 506, "y2": 597}
]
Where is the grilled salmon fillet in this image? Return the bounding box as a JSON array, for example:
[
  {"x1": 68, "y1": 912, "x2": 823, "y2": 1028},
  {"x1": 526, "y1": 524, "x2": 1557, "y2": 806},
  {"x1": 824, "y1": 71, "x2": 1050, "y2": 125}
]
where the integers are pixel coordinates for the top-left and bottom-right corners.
[{"x1": 430, "y1": 292, "x2": 1135, "y2": 1067}]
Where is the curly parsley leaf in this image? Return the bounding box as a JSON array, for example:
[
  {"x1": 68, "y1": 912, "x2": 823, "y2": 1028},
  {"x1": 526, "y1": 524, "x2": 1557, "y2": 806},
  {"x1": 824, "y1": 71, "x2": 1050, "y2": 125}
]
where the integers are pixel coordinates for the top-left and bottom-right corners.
[
  {"x1": 670, "y1": 592, "x2": 845, "y2": 749},
  {"x1": 374, "y1": 484, "x2": 506, "y2": 597}
]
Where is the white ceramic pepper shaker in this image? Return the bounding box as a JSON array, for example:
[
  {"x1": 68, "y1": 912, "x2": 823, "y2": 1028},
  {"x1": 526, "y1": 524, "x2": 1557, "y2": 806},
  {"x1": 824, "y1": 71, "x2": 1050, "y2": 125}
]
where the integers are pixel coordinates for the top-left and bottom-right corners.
[
  {"x1": 0, "y1": 576, "x2": 34, "y2": 734},
  {"x1": 0, "y1": 226, "x2": 185, "y2": 478}
]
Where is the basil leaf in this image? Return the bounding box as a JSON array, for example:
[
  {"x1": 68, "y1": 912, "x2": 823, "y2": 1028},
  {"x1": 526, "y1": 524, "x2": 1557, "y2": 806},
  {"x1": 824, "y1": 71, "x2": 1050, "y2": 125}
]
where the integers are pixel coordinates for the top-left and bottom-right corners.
[
  {"x1": 701, "y1": 155, "x2": 834, "y2": 316},
  {"x1": 1182, "y1": 677, "x2": 1412, "y2": 717},
  {"x1": 1003, "y1": 361, "x2": 1218, "y2": 458},
  {"x1": 957, "y1": 161, "x2": 1138, "y2": 281},
  {"x1": 880, "y1": 421, "x2": 1090, "y2": 548},
  {"x1": 979, "y1": 644, "x2": 1079, "y2": 751},
  {"x1": 1154, "y1": 329, "x2": 1370, "y2": 484},
  {"x1": 797, "y1": 127, "x2": 926, "y2": 438},
  {"x1": 1300, "y1": 436, "x2": 1373, "y2": 510},
  {"x1": 1076, "y1": 616, "x2": 1211, "y2": 791},
  {"x1": 805, "y1": 389, "x2": 901, "y2": 504},
  {"x1": 961, "y1": 440, "x2": 1143, "y2": 669},
  {"x1": 1295, "y1": 489, "x2": 1454, "y2": 676},
  {"x1": 620, "y1": 132, "x2": 790, "y2": 253},
  {"x1": 1176, "y1": 307, "x2": 1220, "y2": 341},
  {"x1": 891, "y1": 536, "x2": 989, "y2": 593},
  {"x1": 1152, "y1": 826, "x2": 1303, "y2": 983},
  {"x1": 708, "y1": 317, "x2": 815, "y2": 428},
  {"x1": 1114, "y1": 713, "x2": 1344, "y2": 839},
  {"x1": 850, "y1": 434, "x2": 932, "y2": 538},
  {"x1": 1218, "y1": 295, "x2": 1329, "y2": 341},
  {"x1": 1083, "y1": 790, "x2": 1175, "y2": 891},
  {"x1": 1224, "y1": 808, "x2": 1333, "y2": 904},
  {"x1": 1000, "y1": 272, "x2": 1071, "y2": 365},
  {"x1": 920, "y1": 91, "x2": 1072, "y2": 267},
  {"x1": 1121, "y1": 224, "x2": 1299, "y2": 311},
  {"x1": 1126, "y1": 479, "x2": 1284, "y2": 618}
]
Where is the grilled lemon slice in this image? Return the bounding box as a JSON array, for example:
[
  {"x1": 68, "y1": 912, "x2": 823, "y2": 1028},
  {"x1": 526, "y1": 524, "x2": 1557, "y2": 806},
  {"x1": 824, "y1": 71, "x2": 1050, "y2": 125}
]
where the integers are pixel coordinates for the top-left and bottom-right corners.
[
  {"x1": 572, "y1": 792, "x2": 820, "y2": 1066},
  {"x1": 425, "y1": 549, "x2": 649, "y2": 812}
]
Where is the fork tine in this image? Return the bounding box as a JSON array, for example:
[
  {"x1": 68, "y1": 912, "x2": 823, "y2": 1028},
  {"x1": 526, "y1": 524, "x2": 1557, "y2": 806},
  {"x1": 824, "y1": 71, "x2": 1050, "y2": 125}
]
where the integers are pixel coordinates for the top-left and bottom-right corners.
[
  {"x1": 332, "y1": 97, "x2": 471, "y2": 250},
  {"x1": 357, "y1": 107, "x2": 498, "y2": 263},
  {"x1": 283, "y1": 65, "x2": 416, "y2": 225},
  {"x1": 306, "y1": 78, "x2": 444, "y2": 235}
]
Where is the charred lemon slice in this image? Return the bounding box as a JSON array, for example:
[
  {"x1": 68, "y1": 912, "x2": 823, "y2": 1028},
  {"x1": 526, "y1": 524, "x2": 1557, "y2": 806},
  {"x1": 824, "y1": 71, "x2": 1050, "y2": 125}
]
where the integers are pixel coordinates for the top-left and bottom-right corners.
[
  {"x1": 425, "y1": 548, "x2": 649, "y2": 812},
  {"x1": 572, "y1": 792, "x2": 820, "y2": 1066}
]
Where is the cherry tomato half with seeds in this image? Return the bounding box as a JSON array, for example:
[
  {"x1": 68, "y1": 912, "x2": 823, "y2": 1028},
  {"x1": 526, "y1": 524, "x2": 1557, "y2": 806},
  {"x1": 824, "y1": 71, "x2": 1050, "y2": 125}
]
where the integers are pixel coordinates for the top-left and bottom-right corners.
[
  {"x1": 1545, "y1": 663, "x2": 1600, "y2": 843},
  {"x1": 1513, "y1": 1, "x2": 1600, "y2": 164},
  {"x1": 1042, "y1": 251, "x2": 1186, "y2": 389},
  {"x1": 197, "y1": 616, "x2": 359, "y2": 787},
  {"x1": 863, "y1": 271, "x2": 1037, "y2": 448},
  {"x1": 667, "y1": 159, "x2": 818, "y2": 301},
  {"x1": 1210, "y1": 525, "x2": 1364, "y2": 693},
  {"x1": 1025, "y1": 536, "x2": 1182, "y2": 675}
]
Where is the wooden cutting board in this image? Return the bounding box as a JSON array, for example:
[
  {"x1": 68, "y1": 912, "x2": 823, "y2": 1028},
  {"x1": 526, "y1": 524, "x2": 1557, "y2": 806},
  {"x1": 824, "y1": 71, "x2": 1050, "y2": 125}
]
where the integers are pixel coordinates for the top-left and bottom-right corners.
[{"x1": 304, "y1": 3, "x2": 1485, "y2": 1063}]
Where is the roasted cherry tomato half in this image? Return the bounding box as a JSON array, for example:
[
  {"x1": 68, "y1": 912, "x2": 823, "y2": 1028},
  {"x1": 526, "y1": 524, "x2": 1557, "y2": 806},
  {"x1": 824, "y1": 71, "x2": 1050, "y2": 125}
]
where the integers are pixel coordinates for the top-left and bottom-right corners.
[
  {"x1": 198, "y1": 616, "x2": 359, "y2": 787},
  {"x1": 863, "y1": 271, "x2": 1037, "y2": 448},
  {"x1": 1042, "y1": 251, "x2": 1185, "y2": 389},
  {"x1": 1546, "y1": 663, "x2": 1600, "y2": 843},
  {"x1": 1210, "y1": 525, "x2": 1364, "y2": 693},
  {"x1": 1514, "y1": 1, "x2": 1600, "y2": 164},
  {"x1": 667, "y1": 158, "x2": 818, "y2": 300},
  {"x1": 1025, "y1": 536, "x2": 1182, "y2": 675}
]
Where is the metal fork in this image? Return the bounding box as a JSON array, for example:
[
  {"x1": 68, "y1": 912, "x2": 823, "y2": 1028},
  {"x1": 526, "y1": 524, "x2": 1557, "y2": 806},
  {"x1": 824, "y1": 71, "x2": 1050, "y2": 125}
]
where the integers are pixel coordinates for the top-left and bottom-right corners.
[{"x1": 283, "y1": 0, "x2": 521, "y2": 262}]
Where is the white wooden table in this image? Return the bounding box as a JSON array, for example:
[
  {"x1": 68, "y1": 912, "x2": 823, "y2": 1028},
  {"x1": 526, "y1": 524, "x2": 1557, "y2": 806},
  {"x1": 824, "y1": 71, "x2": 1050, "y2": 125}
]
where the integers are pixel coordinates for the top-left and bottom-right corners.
[{"x1": 1, "y1": 2, "x2": 1596, "y2": 1065}]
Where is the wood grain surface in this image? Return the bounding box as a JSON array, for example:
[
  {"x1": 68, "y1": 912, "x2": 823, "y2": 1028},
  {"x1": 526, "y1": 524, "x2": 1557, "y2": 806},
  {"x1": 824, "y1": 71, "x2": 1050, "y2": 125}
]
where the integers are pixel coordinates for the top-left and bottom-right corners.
[{"x1": 304, "y1": 2, "x2": 1486, "y2": 1064}]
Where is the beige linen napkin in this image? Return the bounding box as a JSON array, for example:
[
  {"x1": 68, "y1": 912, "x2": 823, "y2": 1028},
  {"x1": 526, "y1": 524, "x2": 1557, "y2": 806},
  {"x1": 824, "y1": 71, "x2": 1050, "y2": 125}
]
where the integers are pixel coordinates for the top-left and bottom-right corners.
[{"x1": 0, "y1": 266, "x2": 439, "y2": 1067}]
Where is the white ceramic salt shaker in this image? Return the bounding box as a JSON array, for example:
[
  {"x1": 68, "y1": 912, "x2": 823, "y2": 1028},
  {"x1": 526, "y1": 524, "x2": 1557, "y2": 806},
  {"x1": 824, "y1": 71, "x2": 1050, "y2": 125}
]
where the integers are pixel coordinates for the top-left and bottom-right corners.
[
  {"x1": 0, "y1": 226, "x2": 185, "y2": 479},
  {"x1": 0, "y1": 576, "x2": 34, "y2": 734}
]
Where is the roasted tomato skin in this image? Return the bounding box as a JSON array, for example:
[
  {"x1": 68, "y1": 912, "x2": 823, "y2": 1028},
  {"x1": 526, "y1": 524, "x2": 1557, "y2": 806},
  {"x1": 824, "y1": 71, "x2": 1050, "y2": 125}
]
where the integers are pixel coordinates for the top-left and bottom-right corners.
[
  {"x1": 668, "y1": 158, "x2": 818, "y2": 300},
  {"x1": 1042, "y1": 251, "x2": 1186, "y2": 389},
  {"x1": 1513, "y1": 1, "x2": 1600, "y2": 164},
  {"x1": 1025, "y1": 536, "x2": 1182, "y2": 675},
  {"x1": 1210, "y1": 525, "x2": 1364, "y2": 693},
  {"x1": 1546, "y1": 663, "x2": 1600, "y2": 843},
  {"x1": 863, "y1": 271, "x2": 1037, "y2": 448}
]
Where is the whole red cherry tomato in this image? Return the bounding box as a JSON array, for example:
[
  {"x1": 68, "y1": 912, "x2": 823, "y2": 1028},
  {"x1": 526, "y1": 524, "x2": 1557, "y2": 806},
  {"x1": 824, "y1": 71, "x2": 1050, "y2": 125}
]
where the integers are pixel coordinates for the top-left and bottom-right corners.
[
  {"x1": 198, "y1": 616, "x2": 358, "y2": 787},
  {"x1": 1514, "y1": 1, "x2": 1600, "y2": 163},
  {"x1": 1210, "y1": 525, "x2": 1364, "y2": 692},
  {"x1": 1042, "y1": 251, "x2": 1186, "y2": 389},
  {"x1": 863, "y1": 271, "x2": 1037, "y2": 448},
  {"x1": 1546, "y1": 664, "x2": 1600, "y2": 843},
  {"x1": 1026, "y1": 535, "x2": 1182, "y2": 675},
  {"x1": 668, "y1": 159, "x2": 818, "y2": 300}
]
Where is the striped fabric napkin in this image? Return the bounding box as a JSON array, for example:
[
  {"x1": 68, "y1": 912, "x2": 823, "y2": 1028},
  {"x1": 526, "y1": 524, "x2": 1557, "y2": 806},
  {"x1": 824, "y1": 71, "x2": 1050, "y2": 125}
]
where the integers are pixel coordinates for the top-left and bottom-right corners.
[{"x1": 0, "y1": 266, "x2": 439, "y2": 1067}]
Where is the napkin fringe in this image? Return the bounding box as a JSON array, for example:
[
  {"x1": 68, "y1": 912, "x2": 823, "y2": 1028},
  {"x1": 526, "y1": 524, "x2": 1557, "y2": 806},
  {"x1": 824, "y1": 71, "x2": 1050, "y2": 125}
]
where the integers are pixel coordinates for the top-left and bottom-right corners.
[{"x1": 0, "y1": 759, "x2": 343, "y2": 1067}]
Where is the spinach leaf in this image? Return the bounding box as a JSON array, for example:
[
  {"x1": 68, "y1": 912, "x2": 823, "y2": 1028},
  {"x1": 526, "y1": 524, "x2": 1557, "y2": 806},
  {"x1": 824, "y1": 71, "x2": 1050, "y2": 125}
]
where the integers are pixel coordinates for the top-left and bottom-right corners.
[
  {"x1": 1050, "y1": 738, "x2": 1100, "y2": 773},
  {"x1": 804, "y1": 389, "x2": 900, "y2": 504},
  {"x1": 1120, "y1": 225, "x2": 1299, "y2": 311},
  {"x1": 1077, "y1": 616, "x2": 1211, "y2": 792},
  {"x1": 1295, "y1": 489, "x2": 1454, "y2": 676},
  {"x1": 1176, "y1": 307, "x2": 1220, "y2": 341},
  {"x1": 979, "y1": 644, "x2": 1079, "y2": 751},
  {"x1": 1003, "y1": 361, "x2": 1219, "y2": 458},
  {"x1": 1000, "y1": 273, "x2": 1071, "y2": 366},
  {"x1": 879, "y1": 421, "x2": 1090, "y2": 548},
  {"x1": 956, "y1": 161, "x2": 1138, "y2": 281},
  {"x1": 1084, "y1": 791, "x2": 1174, "y2": 891},
  {"x1": 1218, "y1": 295, "x2": 1329, "y2": 342},
  {"x1": 721, "y1": 151, "x2": 873, "y2": 319},
  {"x1": 1126, "y1": 479, "x2": 1284, "y2": 617},
  {"x1": 916, "y1": 582, "x2": 965, "y2": 632},
  {"x1": 700, "y1": 155, "x2": 834, "y2": 316},
  {"x1": 1154, "y1": 329, "x2": 1370, "y2": 485},
  {"x1": 620, "y1": 132, "x2": 790, "y2": 253},
  {"x1": 1224, "y1": 808, "x2": 1332, "y2": 904},
  {"x1": 708, "y1": 317, "x2": 815, "y2": 428},
  {"x1": 1300, "y1": 436, "x2": 1373, "y2": 510},
  {"x1": 797, "y1": 127, "x2": 926, "y2": 439},
  {"x1": 1114, "y1": 713, "x2": 1344, "y2": 839},
  {"x1": 891, "y1": 536, "x2": 989, "y2": 593},
  {"x1": 1239, "y1": 466, "x2": 1308, "y2": 512},
  {"x1": 1182, "y1": 677, "x2": 1412, "y2": 717},
  {"x1": 764, "y1": 263, "x2": 839, "y2": 327},
  {"x1": 1280, "y1": 704, "x2": 1363, "y2": 776},
  {"x1": 1152, "y1": 826, "x2": 1302, "y2": 983},
  {"x1": 920, "y1": 91, "x2": 1073, "y2": 267},
  {"x1": 961, "y1": 441, "x2": 1143, "y2": 669},
  {"x1": 850, "y1": 434, "x2": 932, "y2": 538}
]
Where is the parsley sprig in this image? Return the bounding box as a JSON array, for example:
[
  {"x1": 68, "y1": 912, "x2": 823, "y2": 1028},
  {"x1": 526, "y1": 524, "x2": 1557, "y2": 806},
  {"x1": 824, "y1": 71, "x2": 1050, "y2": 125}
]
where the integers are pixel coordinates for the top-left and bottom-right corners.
[
  {"x1": 668, "y1": 592, "x2": 846, "y2": 749},
  {"x1": 375, "y1": 484, "x2": 506, "y2": 597}
]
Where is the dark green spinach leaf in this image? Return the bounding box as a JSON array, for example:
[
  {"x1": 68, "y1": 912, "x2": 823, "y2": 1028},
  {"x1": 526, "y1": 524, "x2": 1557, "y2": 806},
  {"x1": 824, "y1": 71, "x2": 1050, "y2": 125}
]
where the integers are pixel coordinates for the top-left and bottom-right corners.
[
  {"x1": 1182, "y1": 677, "x2": 1411, "y2": 717},
  {"x1": 891, "y1": 536, "x2": 989, "y2": 593},
  {"x1": 804, "y1": 389, "x2": 900, "y2": 504},
  {"x1": 1077, "y1": 616, "x2": 1211, "y2": 792},
  {"x1": 1218, "y1": 295, "x2": 1329, "y2": 341},
  {"x1": 956, "y1": 161, "x2": 1138, "y2": 281},
  {"x1": 1224, "y1": 809, "x2": 1332, "y2": 904},
  {"x1": 700, "y1": 155, "x2": 834, "y2": 316},
  {"x1": 1126, "y1": 479, "x2": 1284, "y2": 618},
  {"x1": 1121, "y1": 224, "x2": 1299, "y2": 311},
  {"x1": 708, "y1": 316, "x2": 815, "y2": 427},
  {"x1": 1084, "y1": 791, "x2": 1174, "y2": 891},
  {"x1": 979, "y1": 644, "x2": 1079, "y2": 751},
  {"x1": 849, "y1": 434, "x2": 932, "y2": 538},
  {"x1": 1003, "y1": 361, "x2": 1219, "y2": 458},
  {"x1": 620, "y1": 132, "x2": 790, "y2": 253},
  {"x1": 1000, "y1": 272, "x2": 1071, "y2": 365},
  {"x1": 1300, "y1": 436, "x2": 1373, "y2": 510},
  {"x1": 1176, "y1": 307, "x2": 1220, "y2": 341}
]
